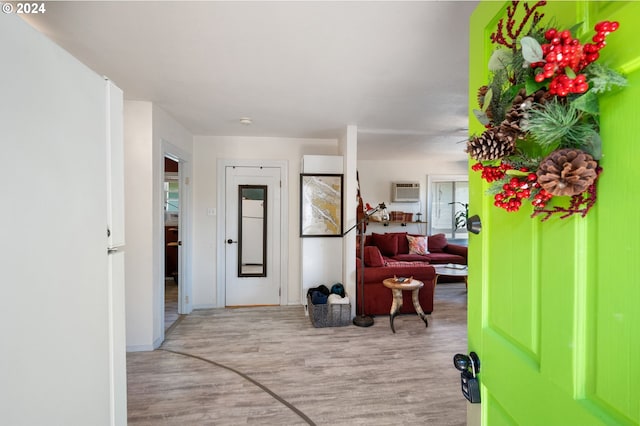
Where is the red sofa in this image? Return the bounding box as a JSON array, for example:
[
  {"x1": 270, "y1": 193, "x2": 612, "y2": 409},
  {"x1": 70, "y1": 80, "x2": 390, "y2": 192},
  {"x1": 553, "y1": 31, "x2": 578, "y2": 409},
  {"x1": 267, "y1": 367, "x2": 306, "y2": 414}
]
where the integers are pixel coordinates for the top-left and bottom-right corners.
[
  {"x1": 355, "y1": 233, "x2": 467, "y2": 316},
  {"x1": 356, "y1": 260, "x2": 436, "y2": 316}
]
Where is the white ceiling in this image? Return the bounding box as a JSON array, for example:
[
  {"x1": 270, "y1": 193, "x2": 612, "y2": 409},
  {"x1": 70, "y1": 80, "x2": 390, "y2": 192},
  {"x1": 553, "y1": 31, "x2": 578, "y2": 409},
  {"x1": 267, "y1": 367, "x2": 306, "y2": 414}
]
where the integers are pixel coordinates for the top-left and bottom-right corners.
[{"x1": 22, "y1": 1, "x2": 478, "y2": 161}]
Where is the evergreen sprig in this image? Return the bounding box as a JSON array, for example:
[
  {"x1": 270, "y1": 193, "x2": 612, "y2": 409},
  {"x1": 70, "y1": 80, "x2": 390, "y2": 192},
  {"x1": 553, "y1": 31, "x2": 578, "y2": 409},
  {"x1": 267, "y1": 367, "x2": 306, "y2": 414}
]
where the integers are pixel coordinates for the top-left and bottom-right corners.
[
  {"x1": 488, "y1": 67, "x2": 511, "y2": 124},
  {"x1": 523, "y1": 100, "x2": 598, "y2": 151},
  {"x1": 584, "y1": 63, "x2": 627, "y2": 94}
]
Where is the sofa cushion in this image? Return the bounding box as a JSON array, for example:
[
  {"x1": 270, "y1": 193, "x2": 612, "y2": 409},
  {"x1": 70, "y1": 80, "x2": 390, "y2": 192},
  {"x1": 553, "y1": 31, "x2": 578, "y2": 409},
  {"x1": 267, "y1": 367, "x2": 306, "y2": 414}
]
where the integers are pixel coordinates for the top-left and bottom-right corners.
[
  {"x1": 363, "y1": 246, "x2": 386, "y2": 267},
  {"x1": 394, "y1": 232, "x2": 410, "y2": 254},
  {"x1": 392, "y1": 254, "x2": 430, "y2": 262},
  {"x1": 371, "y1": 233, "x2": 398, "y2": 256},
  {"x1": 361, "y1": 260, "x2": 435, "y2": 282},
  {"x1": 407, "y1": 235, "x2": 429, "y2": 255},
  {"x1": 385, "y1": 260, "x2": 431, "y2": 267},
  {"x1": 425, "y1": 252, "x2": 466, "y2": 264},
  {"x1": 428, "y1": 233, "x2": 448, "y2": 253}
]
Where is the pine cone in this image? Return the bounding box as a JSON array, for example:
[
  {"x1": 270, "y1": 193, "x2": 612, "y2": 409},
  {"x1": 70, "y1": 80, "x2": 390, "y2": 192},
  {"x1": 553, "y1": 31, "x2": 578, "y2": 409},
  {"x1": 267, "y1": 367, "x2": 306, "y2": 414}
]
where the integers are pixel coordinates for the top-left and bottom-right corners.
[
  {"x1": 502, "y1": 88, "x2": 549, "y2": 135},
  {"x1": 477, "y1": 86, "x2": 494, "y2": 122},
  {"x1": 500, "y1": 107, "x2": 525, "y2": 137},
  {"x1": 477, "y1": 86, "x2": 489, "y2": 108},
  {"x1": 466, "y1": 127, "x2": 516, "y2": 161},
  {"x1": 536, "y1": 148, "x2": 598, "y2": 196},
  {"x1": 513, "y1": 88, "x2": 550, "y2": 107}
]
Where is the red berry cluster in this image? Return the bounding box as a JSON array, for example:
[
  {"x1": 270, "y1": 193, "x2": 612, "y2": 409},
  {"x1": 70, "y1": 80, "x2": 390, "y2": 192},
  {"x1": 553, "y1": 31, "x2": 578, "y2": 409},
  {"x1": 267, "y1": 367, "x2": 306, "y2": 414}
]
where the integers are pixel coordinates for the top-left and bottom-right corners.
[
  {"x1": 471, "y1": 162, "x2": 510, "y2": 183},
  {"x1": 531, "y1": 188, "x2": 553, "y2": 208},
  {"x1": 493, "y1": 174, "x2": 537, "y2": 212},
  {"x1": 472, "y1": 163, "x2": 557, "y2": 213},
  {"x1": 530, "y1": 21, "x2": 619, "y2": 96}
]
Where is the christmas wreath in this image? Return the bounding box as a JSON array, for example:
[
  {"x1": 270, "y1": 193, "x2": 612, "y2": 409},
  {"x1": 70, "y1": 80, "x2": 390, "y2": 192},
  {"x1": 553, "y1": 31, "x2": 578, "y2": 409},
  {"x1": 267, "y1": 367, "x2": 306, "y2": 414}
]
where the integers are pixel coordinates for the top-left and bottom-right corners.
[{"x1": 467, "y1": 0, "x2": 626, "y2": 220}]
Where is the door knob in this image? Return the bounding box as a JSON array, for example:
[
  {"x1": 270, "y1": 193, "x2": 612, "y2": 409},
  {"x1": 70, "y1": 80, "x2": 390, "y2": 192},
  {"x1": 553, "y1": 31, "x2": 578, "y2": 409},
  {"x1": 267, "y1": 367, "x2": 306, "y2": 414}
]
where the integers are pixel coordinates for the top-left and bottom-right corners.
[
  {"x1": 227, "y1": 239, "x2": 238, "y2": 244},
  {"x1": 453, "y1": 352, "x2": 481, "y2": 403},
  {"x1": 467, "y1": 214, "x2": 482, "y2": 234}
]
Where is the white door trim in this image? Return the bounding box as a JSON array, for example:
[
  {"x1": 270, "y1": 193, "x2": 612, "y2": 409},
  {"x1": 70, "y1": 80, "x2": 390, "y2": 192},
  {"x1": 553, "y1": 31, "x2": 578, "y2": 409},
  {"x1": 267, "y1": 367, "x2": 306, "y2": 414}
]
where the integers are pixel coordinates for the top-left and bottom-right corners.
[
  {"x1": 158, "y1": 140, "x2": 193, "y2": 342},
  {"x1": 217, "y1": 159, "x2": 289, "y2": 308}
]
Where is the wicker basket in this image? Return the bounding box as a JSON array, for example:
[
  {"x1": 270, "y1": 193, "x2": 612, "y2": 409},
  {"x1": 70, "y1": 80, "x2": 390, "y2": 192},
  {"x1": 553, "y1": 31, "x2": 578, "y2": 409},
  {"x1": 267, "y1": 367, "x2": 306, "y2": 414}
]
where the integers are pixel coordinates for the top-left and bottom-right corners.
[
  {"x1": 390, "y1": 211, "x2": 404, "y2": 221},
  {"x1": 307, "y1": 294, "x2": 351, "y2": 327}
]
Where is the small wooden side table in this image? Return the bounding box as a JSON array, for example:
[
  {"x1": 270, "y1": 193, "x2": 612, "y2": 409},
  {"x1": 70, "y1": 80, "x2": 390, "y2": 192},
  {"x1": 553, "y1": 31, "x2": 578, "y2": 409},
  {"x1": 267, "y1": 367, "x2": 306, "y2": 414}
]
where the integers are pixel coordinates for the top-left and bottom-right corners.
[{"x1": 382, "y1": 278, "x2": 429, "y2": 333}]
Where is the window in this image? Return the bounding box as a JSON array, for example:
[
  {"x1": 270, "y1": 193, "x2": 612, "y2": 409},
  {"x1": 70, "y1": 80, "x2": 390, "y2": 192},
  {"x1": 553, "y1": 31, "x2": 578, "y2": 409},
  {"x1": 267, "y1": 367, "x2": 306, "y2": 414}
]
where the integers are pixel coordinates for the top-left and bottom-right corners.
[
  {"x1": 427, "y1": 175, "x2": 468, "y2": 242},
  {"x1": 164, "y1": 177, "x2": 179, "y2": 213},
  {"x1": 164, "y1": 173, "x2": 180, "y2": 226}
]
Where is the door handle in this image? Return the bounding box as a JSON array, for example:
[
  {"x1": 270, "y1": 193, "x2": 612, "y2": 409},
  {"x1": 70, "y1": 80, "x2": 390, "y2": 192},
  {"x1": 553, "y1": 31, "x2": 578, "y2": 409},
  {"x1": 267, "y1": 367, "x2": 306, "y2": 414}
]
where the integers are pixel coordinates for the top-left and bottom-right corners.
[
  {"x1": 227, "y1": 239, "x2": 238, "y2": 244},
  {"x1": 453, "y1": 352, "x2": 481, "y2": 403},
  {"x1": 467, "y1": 214, "x2": 482, "y2": 234},
  {"x1": 178, "y1": 241, "x2": 182, "y2": 246}
]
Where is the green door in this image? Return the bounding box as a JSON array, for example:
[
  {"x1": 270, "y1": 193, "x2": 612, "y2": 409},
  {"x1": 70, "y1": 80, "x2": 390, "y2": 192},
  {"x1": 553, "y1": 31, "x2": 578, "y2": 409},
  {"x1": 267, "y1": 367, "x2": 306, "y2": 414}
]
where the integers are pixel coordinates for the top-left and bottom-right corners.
[{"x1": 468, "y1": 1, "x2": 640, "y2": 424}]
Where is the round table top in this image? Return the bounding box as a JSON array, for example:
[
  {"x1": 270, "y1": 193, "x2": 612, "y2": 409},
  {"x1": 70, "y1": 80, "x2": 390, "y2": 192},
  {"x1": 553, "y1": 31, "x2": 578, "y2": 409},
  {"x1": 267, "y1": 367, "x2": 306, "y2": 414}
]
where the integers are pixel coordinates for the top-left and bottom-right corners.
[
  {"x1": 433, "y1": 264, "x2": 468, "y2": 277},
  {"x1": 382, "y1": 277, "x2": 424, "y2": 290}
]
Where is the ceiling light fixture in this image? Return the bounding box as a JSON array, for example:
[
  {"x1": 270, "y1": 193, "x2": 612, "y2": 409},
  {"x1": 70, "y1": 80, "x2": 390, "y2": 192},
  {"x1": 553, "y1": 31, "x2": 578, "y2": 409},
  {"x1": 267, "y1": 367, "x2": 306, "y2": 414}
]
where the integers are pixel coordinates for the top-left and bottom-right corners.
[{"x1": 239, "y1": 117, "x2": 252, "y2": 125}]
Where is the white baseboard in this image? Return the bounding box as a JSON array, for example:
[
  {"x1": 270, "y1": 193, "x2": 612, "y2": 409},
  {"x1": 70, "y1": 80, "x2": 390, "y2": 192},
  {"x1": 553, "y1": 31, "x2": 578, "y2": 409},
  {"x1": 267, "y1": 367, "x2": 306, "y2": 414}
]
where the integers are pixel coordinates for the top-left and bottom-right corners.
[
  {"x1": 126, "y1": 344, "x2": 155, "y2": 352},
  {"x1": 193, "y1": 304, "x2": 216, "y2": 309},
  {"x1": 153, "y1": 336, "x2": 163, "y2": 349}
]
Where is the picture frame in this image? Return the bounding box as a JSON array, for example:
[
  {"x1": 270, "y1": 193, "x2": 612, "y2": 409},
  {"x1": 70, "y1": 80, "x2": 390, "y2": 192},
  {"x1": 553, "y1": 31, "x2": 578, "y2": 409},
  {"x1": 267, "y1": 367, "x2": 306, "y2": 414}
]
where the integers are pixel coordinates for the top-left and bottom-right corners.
[{"x1": 300, "y1": 173, "x2": 343, "y2": 237}]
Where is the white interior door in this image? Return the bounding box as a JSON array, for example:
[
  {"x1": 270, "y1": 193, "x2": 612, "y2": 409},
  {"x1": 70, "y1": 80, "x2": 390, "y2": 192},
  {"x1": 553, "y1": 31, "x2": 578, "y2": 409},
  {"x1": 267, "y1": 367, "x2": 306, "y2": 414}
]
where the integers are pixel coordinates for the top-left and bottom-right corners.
[
  {"x1": 105, "y1": 79, "x2": 127, "y2": 425},
  {"x1": 225, "y1": 166, "x2": 281, "y2": 306},
  {"x1": 162, "y1": 143, "x2": 193, "y2": 317}
]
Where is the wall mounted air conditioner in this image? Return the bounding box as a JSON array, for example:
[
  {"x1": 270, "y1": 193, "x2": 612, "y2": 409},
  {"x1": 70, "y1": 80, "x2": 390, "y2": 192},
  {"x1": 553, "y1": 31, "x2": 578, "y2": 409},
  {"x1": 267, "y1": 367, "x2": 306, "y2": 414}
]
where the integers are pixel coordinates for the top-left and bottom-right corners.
[{"x1": 392, "y1": 182, "x2": 420, "y2": 202}]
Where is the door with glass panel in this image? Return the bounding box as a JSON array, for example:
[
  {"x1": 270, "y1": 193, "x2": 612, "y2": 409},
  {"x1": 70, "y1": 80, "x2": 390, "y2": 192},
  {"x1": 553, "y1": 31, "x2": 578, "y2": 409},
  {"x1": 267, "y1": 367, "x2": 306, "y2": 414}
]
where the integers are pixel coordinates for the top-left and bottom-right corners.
[
  {"x1": 428, "y1": 176, "x2": 469, "y2": 241},
  {"x1": 225, "y1": 166, "x2": 281, "y2": 306}
]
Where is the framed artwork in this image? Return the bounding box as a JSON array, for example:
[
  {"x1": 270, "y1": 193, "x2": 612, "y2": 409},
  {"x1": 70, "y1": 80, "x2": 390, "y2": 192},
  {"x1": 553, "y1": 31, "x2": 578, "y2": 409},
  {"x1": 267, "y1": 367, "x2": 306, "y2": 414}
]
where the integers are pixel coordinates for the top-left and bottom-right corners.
[{"x1": 300, "y1": 174, "x2": 343, "y2": 237}]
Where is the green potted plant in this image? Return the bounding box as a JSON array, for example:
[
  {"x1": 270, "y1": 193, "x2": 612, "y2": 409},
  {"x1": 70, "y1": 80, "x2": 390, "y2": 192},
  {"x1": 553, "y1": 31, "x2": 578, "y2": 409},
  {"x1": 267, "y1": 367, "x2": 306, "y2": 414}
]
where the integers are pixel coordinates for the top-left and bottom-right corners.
[{"x1": 450, "y1": 202, "x2": 469, "y2": 230}]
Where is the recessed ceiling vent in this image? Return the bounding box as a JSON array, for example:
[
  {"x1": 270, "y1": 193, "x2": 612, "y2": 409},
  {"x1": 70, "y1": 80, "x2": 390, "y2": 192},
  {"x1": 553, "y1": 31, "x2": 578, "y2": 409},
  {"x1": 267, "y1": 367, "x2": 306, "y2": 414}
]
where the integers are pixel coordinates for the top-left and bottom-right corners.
[{"x1": 392, "y1": 182, "x2": 420, "y2": 202}]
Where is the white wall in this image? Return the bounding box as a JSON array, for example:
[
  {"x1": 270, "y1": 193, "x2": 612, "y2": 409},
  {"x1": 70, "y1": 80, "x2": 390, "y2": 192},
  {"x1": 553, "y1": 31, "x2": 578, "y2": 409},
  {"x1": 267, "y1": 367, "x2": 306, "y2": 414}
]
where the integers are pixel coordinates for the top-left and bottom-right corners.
[
  {"x1": 192, "y1": 136, "x2": 339, "y2": 308},
  {"x1": 357, "y1": 158, "x2": 468, "y2": 234},
  {"x1": 340, "y1": 126, "x2": 359, "y2": 317},
  {"x1": 153, "y1": 105, "x2": 194, "y2": 155},
  {"x1": 123, "y1": 101, "x2": 155, "y2": 350},
  {"x1": 300, "y1": 155, "x2": 345, "y2": 305},
  {"x1": 124, "y1": 101, "x2": 193, "y2": 350},
  {"x1": 2, "y1": 14, "x2": 121, "y2": 424}
]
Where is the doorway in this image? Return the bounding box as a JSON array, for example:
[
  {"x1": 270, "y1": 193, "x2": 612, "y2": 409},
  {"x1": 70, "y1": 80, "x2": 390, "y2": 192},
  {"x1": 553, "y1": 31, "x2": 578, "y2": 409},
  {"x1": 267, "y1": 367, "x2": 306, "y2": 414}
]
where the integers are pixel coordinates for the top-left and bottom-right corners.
[{"x1": 164, "y1": 157, "x2": 180, "y2": 330}]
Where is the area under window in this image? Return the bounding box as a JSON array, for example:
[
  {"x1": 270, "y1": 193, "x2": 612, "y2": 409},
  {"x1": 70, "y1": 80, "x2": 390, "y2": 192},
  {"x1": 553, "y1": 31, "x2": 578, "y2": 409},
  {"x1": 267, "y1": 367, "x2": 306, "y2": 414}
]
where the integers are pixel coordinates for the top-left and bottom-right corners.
[{"x1": 427, "y1": 175, "x2": 468, "y2": 242}]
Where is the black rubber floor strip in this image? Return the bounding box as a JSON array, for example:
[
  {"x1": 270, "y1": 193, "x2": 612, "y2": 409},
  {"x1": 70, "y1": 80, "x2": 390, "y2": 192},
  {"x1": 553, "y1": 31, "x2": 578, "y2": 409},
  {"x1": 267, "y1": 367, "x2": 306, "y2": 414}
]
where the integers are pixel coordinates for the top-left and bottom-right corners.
[{"x1": 159, "y1": 348, "x2": 316, "y2": 426}]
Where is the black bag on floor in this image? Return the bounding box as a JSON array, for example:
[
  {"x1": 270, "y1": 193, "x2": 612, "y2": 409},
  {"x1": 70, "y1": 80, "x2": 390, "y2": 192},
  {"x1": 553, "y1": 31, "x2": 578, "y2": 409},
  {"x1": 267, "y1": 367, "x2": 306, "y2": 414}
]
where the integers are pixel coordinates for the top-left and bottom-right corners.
[{"x1": 307, "y1": 285, "x2": 330, "y2": 304}]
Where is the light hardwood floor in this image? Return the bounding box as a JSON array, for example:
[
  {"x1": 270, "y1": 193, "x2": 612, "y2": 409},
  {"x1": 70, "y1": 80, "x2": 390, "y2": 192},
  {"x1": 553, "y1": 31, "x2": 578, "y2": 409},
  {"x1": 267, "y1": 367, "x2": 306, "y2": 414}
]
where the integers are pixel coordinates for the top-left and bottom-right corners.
[
  {"x1": 128, "y1": 282, "x2": 468, "y2": 425},
  {"x1": 165, "y1": 278, "x2": 179, "y2": 331}
]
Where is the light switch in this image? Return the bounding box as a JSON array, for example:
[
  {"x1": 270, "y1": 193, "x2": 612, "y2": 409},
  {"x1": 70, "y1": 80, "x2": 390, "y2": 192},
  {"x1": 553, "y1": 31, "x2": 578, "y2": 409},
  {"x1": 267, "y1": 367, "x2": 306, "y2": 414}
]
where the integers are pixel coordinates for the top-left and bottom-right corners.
[{"x1": 207, "y1": 208, "x2": 216, "y2": 216}]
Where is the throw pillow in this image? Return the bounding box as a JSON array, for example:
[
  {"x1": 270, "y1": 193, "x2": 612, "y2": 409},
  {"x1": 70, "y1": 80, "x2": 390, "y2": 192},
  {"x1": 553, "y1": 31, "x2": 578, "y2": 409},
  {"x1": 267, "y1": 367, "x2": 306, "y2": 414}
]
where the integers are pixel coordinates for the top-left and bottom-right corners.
[
  {"x1": 428, "y1": 233, "x2": 448, "y2": 253},
  {"x1": 363, "y1": 246, "x2": 385, "y2": 267},
  {"x1": 371, "y1": 233, "x2": 398, "y2": 256},
  {"x1": 407, "y1": 235, "x2": 429, "y2": 255}
]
